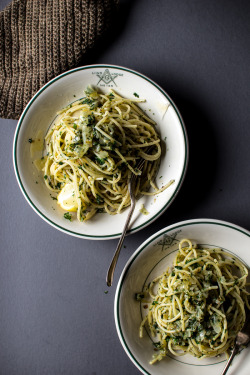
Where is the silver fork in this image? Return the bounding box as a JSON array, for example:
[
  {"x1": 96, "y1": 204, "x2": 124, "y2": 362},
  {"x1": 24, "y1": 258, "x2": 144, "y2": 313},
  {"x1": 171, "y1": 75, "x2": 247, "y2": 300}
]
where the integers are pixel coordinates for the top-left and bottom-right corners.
[
  {"x1": 106, "y1": 157, "x2": 147, "y2": 287},
  {"x1": 220, "y1": 314, "x2": 250, "y2": 375}
]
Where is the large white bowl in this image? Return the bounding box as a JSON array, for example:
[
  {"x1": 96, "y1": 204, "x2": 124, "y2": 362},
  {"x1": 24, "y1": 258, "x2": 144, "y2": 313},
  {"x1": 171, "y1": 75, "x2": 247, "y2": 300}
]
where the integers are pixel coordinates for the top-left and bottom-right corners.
[
  {"x1": 13, "y1": 65, "x2": 188, "y2": 239},
  {"x1": 115, "y1": 218, "x2": 250, "y2": 375}
]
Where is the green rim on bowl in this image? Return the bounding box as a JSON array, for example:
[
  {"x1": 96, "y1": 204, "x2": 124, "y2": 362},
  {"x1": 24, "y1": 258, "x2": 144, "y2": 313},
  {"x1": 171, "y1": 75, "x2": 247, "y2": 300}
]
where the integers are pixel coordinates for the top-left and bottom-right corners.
[
  {"x1": 13, "y1": 65, "x2": 188, "y2": 239},
  {"x1": 114, "y1": 219, "x2": 250, "y2": 374}
]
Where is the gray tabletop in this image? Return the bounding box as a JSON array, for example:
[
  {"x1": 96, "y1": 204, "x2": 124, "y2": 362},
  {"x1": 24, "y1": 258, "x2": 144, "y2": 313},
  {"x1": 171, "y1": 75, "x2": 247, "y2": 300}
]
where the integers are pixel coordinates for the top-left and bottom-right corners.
[{"x1": 1, "y1": 0, "x2": 250, "y2": 374}]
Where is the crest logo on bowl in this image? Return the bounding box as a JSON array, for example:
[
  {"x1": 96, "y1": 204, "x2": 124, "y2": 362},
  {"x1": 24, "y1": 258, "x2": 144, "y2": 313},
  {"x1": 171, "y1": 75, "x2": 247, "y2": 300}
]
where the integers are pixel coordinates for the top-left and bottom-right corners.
[
  {"x1": 154, "y1": 230, "x2": 181, "y2": 251},
  {"x1": 92, "y1": 68, "x2": 123, "y2": 87}
]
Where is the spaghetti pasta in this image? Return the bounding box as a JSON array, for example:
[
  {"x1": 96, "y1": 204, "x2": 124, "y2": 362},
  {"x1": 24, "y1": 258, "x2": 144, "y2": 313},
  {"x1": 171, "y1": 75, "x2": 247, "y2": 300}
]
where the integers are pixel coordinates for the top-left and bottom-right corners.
[
  {"x1": 139, "y1": 239, "x2": 250, "y2": 364},
  {"x1": 42, "y1": 87, "x2": 173, "y2": 222}
]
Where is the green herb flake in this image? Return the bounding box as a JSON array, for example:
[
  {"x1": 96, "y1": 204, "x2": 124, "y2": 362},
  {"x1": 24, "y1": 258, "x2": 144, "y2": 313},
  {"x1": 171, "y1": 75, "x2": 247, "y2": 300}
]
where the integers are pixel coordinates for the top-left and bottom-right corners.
[
  {"x1": 96, "y1": 157, "x2": 105, "y2": 165},
  {"x1": 133, "y1": 92, "x2": 139, "y2": 98},
  {"x1": 108, "y1": 93, "x2": 115, "y2": 101},
  {"x1": 81, "y1": 98, "x2": 95, "y2": 109},
  {"x1": 28, "y1": 138, "x2": 33, "y2": 143},
  {"x1": 96, "y1": 194, "x2": 104, "y2": 205},
  {"x1": 135, "y1": 293, "x2": 144, "y2": 301},
  {"x1": 153, "y1": 341, "x2": 161, "y2": 349},
  {"x1": 87, "y1": 115, "x2": 95, "y2": 126},
  {"x1": 64, "y1": 212, "x2": 72, "y2": 221}
]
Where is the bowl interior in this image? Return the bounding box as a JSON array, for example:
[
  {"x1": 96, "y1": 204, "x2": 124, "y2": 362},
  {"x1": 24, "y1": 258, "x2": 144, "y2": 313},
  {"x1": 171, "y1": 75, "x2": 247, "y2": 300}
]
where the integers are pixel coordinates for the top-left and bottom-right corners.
[
  {"x1": 115, "y1": 219, "x2": 250, "y2": 375},
  {"x1": 13, "y1": 65, "x2": 188, "y2": 239}
]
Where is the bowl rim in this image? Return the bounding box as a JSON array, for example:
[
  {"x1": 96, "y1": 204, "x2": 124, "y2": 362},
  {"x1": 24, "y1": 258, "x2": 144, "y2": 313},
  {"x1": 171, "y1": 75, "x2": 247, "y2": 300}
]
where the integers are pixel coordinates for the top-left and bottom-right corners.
[
  {"x1": 13, "y1": 64, "x2": 189, "y2": 239},
  {"x1": 114, "y1": 218, "x2": 250, "y2": 374}
]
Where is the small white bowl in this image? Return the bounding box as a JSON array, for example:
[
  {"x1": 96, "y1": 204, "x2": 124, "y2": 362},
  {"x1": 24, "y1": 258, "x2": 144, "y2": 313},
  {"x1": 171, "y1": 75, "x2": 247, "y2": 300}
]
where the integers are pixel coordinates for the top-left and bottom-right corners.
[
  {"x1": 13, "y1": 65, "x2": 188, "y2": 239},
  {"x1": 115, "y1": 218, "x2": 250, "y2": 375}
]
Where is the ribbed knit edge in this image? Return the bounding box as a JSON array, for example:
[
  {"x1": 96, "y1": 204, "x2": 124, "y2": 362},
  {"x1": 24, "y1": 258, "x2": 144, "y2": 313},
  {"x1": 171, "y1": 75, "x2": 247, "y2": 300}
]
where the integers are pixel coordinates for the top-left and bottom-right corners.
[{"x1": 0, "y1": 0, "x2": 118, "y2": 119}]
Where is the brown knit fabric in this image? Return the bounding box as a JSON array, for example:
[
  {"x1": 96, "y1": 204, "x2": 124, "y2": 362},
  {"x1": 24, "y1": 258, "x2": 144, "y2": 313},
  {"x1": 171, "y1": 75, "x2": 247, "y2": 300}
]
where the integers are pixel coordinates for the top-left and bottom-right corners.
[{"x1": 0, "y1": 0, "x2": 118, "y2": 119}]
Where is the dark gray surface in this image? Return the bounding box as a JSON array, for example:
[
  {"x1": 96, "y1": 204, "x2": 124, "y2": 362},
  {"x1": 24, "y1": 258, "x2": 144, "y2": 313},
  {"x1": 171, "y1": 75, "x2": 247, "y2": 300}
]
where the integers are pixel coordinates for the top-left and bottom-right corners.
[{"x1": 1, "y1": 0, "x2": 250, "y2": 374}]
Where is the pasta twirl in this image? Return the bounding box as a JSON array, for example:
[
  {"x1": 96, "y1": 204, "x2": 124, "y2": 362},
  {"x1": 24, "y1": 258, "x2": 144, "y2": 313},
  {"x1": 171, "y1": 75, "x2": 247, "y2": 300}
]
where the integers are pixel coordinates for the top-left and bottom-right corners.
[
  {"x1": 42, "y1": 87, "x2": 173, "y2": 222},
  {"x1": 139, "y1": 239, "x2": 250, "y2": 364}
]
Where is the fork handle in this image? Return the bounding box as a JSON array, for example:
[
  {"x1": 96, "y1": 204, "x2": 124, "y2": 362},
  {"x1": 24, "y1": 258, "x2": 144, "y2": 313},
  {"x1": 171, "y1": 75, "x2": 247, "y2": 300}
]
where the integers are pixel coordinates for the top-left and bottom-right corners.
[
  {"x1": 106, "y1": 200, "x2": 136, "y2": 287},
  {"x1": 220, "y1": 345, "x2": 239, "y2": 375}
]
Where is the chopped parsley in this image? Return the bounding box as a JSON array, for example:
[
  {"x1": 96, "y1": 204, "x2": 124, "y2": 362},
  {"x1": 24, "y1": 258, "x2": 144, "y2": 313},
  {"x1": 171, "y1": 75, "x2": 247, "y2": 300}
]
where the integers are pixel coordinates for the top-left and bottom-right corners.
[
  {"x1": 96, "y1": 194, "x2": 104, "y2": 205},
  {"x1": 96, "y1": 157, "x2": 105, "y2": 165},
  {"x1": 81, "y1": 98, "x2": 96, "y2": 110},
  {"x1": 86, "y1": 114, "x2": 95, "y2": 126},
  {"x1": 108, "y1": 93, "x2": 115, "y2": 101},
  {"x1": 174, "y1": 266, "x2": 183, "y2": 270},
  {"x1": 64, "y1": 212, "x2": 72, "y2": 221},
  {"x1": 82, "y1": 98, "x2": 92, "y2": 105},
  {"x1": 135, "y1": 293, "x2": 144, "y2": 301},
  {"x1": 153, "y1": 341, "x2": 161, "y2": 349}
]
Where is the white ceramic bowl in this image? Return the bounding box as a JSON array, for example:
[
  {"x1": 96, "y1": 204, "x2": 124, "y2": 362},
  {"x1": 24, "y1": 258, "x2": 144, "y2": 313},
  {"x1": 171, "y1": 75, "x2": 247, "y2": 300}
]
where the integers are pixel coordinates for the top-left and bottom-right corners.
[
  {"x1": 13, "y1": 65, "x2": 188, "y2": 239},
  {"x1": 115, "y1": 218, "x2": 250, "y2": 375}
]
